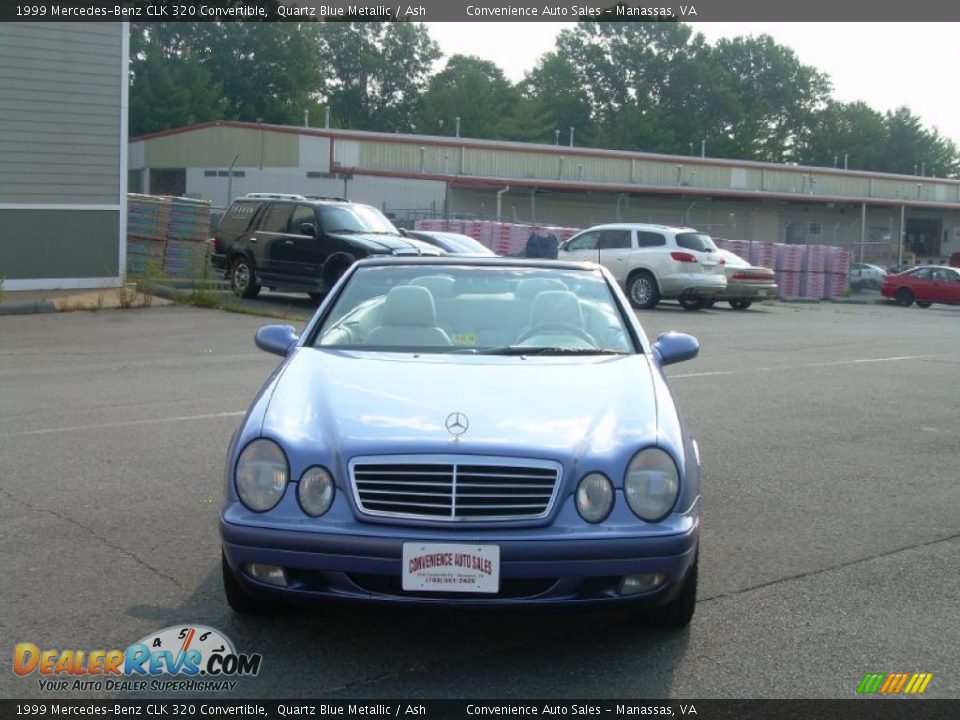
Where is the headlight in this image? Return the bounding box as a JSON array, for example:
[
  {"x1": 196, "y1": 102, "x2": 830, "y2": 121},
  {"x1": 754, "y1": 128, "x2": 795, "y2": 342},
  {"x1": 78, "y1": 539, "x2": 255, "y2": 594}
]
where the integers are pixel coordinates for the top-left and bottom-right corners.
[
  {"x1": 235, "y1": 439, "x2": 288, "y2": 512},
  {"x1": 298, "y1": 466, "x2": 335, "y2": 517},
  {"x1": 576, "y1": 473, "x2": 614, "y2": 523},
  {"x1": 624, "y1": 448, "x2": 680, "y2": 522}
]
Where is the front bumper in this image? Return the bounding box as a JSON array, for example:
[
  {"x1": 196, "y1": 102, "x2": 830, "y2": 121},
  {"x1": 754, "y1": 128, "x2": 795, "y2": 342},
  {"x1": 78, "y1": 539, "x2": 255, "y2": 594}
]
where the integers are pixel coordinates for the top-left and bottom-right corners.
[
  {"x1": 658, "y1": 273, "x2": 726, "y2": 299},
  {"x1": 221, "y1": 517, "x2": 699, "y2": 607}
]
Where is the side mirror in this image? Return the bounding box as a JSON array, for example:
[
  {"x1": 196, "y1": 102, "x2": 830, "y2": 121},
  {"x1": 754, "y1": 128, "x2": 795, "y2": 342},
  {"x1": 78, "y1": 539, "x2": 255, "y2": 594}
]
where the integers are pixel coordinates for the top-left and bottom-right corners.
[
  {"x1": 255, "y1": 324, "x2": 299, "y2": 357},
  {"x1": 652, "y1": 332, "x2": 699, "y2": 366},
  {"x1": 299, "y1": 222, "x2": 317, "y2": 237}
]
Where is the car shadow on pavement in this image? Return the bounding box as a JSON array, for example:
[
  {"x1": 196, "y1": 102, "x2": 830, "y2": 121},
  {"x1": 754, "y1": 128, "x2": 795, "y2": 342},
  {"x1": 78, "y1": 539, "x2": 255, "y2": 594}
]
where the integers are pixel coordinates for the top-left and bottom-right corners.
[{"x1": 126, "y1": 561, "x2": 691, "y2": 699}]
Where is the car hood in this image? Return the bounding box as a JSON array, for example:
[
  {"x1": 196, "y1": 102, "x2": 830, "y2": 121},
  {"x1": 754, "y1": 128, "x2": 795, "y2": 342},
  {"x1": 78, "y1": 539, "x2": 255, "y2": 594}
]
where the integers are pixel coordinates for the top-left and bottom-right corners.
[
  {"x1": 327, "y1": 232, "x2": 444, "y2": 255},
  {"x1": 259, "y1": 349, "x2": 660, "y2": 465}
]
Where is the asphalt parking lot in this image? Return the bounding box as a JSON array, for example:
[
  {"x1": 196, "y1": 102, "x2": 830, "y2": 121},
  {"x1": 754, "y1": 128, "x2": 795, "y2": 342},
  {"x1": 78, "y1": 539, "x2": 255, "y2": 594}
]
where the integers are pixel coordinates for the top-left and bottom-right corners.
[{"x1": 1, "y1": 300, "x2": 958, "y2": 699}]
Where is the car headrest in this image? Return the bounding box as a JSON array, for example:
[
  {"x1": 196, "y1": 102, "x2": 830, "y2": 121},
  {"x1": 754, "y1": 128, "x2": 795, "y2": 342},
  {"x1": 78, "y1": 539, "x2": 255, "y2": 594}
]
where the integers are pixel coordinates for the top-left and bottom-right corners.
[
  {"x1": 515, "y1": 277, "x2": 569, "y2": 299},
  {"x1": 410, "y1": 275, "x2": 456, "y2": 298},
  {"x1": 381, "y1": 285, "x2": 438, "y2": 327},
  {"x1": 530, "y1": 290, "x2": 584, "y2": 327}
]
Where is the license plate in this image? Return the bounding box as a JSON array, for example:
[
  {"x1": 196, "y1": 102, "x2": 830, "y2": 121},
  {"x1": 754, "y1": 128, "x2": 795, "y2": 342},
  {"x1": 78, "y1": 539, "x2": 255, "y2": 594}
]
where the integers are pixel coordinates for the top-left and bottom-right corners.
[{"x1": 402, "y1": 543, "x2": 500, "y2": 593}]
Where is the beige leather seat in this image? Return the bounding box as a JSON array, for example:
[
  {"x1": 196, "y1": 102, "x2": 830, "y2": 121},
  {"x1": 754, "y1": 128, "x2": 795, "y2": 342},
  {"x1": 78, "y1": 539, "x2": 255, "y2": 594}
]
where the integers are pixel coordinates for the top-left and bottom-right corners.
[{"x1": 365, "y1": 286, "x2": 451, "y2": 347}]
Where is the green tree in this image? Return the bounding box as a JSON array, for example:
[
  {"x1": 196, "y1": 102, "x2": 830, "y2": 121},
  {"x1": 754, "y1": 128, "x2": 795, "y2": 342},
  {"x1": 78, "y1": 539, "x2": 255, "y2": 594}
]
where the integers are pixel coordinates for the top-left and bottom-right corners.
[
  {"x1": 708, "y1": 35, "x2": 831, "y2": 161},
  {"x1": 416, "y1": 55, "x2": 522, "y2": 140},
  {"x1": 883, "y1": 106, "x2": 959, "y2": 177},
  {"x1": 317, "y1": 22, "x2": 440, "y2": 131},
  {"x1": 189, "y1": 22, "x2": 323, "y2": 125},
  {"x1": 129, "y1": 24, "x2": 225, "y2": 136},
  {"x1": 129, "y1": 22, "x2": 323, "y2": 134},
  {"x1": 797, "y1": 101, "x2": 889, "y2": 171},
  {"x1": 555, "y1": 21, "x2": 704, "y2": 131},
  {"x1": 521, "y1": 52, "x2": 594, "y2": 146}
]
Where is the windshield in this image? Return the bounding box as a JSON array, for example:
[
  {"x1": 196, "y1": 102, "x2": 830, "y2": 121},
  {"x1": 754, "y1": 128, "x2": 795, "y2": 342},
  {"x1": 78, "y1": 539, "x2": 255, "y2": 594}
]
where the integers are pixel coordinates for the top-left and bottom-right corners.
[
  {"x1": 675, "y1": 232, "x2": 718, "y2": 253},
  {"x1": 318, "y1": 204, "x2": 399, "y2": 235},
  {"x1": 312, "y1": 265, "x2": 635, "y2": 354}
]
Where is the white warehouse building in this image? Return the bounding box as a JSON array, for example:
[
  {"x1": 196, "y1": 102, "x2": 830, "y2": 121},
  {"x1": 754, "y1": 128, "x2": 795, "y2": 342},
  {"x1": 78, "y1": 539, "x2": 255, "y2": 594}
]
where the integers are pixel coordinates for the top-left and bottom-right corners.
[{"x1": 129, "y1": 120, "x2": 960, "y2": 266}]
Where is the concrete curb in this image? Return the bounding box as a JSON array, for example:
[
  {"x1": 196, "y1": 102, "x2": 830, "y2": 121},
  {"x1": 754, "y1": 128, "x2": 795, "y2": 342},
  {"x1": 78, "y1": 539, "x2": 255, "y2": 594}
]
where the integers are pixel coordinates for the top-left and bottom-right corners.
[
  {"x1": 0, "y1": 300, "x2": 57, "y2": 316},
  {"x1": 137, "y1": 282, "x2": 233, "y2": 301}
]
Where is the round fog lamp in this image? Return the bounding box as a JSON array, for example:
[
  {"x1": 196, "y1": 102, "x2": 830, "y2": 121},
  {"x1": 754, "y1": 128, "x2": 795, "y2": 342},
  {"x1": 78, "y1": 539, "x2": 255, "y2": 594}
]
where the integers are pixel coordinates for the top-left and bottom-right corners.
[
  {"x1": 620, "y1": 573, "x2": 666, "y2": 596},
  {"x1": 298, "y1": 466, "x2": 335, "y2": 517},
  {"x1": 576, "y1": 473, "x2": 614, "y2": 523},
  {"x1": 245, "y1": 563, "x2": 287, "y2": 587}
]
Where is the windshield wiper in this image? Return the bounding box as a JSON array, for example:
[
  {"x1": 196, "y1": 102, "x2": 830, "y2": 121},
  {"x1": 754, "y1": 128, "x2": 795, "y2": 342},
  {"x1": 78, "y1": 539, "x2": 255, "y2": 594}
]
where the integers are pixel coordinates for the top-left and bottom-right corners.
[
  {"x1": 326, "y1": 228, "x2": 363, "y2": 234},
  {"x1": 469, "y1": 346, "x2": 626, "y2": 356}
]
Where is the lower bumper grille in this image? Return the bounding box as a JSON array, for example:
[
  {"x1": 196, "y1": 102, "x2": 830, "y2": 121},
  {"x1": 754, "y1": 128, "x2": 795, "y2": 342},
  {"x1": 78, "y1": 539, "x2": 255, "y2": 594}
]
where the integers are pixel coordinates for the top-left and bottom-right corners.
[{"x1": 348, "y1": 573, "x2": 558, "y2": 599}]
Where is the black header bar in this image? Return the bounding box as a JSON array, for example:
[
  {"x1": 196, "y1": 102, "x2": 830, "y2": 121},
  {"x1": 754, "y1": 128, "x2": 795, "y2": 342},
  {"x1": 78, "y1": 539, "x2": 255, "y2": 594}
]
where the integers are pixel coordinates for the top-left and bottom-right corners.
[{"x1": 2, "y1": 0, "x2": 960, "y2": 22}]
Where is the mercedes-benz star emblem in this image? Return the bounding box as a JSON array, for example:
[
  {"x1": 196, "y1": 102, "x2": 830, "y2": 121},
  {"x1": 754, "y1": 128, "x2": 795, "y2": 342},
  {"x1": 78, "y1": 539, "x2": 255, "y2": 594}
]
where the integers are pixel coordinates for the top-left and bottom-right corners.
[{"x1": 445, "y1": 412, "x2": 469, "y2": 438}]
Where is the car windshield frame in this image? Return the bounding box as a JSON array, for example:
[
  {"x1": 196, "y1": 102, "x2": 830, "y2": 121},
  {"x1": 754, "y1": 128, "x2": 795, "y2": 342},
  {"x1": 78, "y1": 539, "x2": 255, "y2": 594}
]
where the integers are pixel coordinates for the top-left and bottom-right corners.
[{"x1": 305, "y1": 262, "x2": 640, "y2": 355}]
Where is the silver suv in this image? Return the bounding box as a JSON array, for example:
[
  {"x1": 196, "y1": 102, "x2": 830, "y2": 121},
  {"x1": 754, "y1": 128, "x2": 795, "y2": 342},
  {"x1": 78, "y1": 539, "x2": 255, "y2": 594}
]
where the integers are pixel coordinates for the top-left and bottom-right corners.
[{"x1": 558, "y1": 223, "x2": 726, "y2": 309}]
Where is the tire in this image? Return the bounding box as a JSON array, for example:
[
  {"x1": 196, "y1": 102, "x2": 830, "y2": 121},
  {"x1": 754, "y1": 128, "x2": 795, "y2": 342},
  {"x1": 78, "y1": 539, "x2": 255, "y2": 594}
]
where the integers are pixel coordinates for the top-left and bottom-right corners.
[
  {"x1": 895, "y1": 287, "x2": 914, "y2": 307},
  {"x1": 230, "y1": 257, "x2": 261, "y2": 299},
  {"x1": 679, "y1": 296, "x2": 704, "y2": 311},
  {"x1": 916, "y1": 300, "x2": 932, "y2": 308},
  {"x1": 222, "y1": 552, "x2": 274, "y2": 615},
  {"x1": 650, "y1": 554, "x2": 698, "y2": 629},
  {"x1": 626, "y1": 272, "x2": 661, "y2": 309},
  {"x1": 729, "y1": 299, "x2": 752, "y2": 310},
  {"x1": 702, "y1": 299, "x2": 716, "y2": 309}
]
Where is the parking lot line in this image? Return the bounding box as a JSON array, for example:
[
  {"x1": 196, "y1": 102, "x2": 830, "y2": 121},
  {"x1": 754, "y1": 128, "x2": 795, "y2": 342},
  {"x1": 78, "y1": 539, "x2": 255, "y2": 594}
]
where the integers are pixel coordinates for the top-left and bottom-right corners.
[
  {"x1": 0, "y1": 410, "x2": 245, "y2": 438},
  {"x1": 671, "y1": 353, "x2": 937, "y2": 379}
]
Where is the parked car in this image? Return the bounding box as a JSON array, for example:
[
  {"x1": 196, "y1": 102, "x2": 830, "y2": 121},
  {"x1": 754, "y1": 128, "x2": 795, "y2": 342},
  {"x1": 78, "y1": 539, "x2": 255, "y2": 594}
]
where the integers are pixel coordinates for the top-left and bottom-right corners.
[
  {"x1": 558, "y1": 223, "x2": 726, "y2": 310},
  {"x1": 211, "y1": 193, "x2": 443, "y2": 300},
  {"x1": 881, "y1": 265, "x2": 960, "y2": 307},
  {"x1": 886, "y1": 263, "x2": 915, "y2": 275},
  {"x1": 220, "y1": 257, "x2": 702, "y2": 626},
  {"x1": 849, "y1": 263, "x2": 887, "y2": 290},
  {"x1": 701, "y1": 249, "x2": 777, "y2": 310},
  {"x1": 400, "y1": 228, "x2": 496, "y2": 256}
]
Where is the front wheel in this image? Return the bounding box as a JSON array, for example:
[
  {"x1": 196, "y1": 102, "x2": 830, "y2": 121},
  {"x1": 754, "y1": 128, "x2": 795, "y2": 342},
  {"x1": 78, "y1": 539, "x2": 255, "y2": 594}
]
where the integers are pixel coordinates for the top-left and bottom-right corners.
[
  {"x1": 895, "y1": 287, "x2": 914, "y2": 307},
  {"x1": 679, "y1": 296, "x2": 704, "y2": 311},
  {"x1": 702, "y1": 299, "x2": 716, "y2": 309},
  {"x1": 916, "y1": 300, "x2": 932, "y2": 308},
  {"x1": 230, "y1": 257, "x2": 261, "y2": 299},
  {"x1": 626, "y1": 272, "x2": 661, "y2": 309},
  {"x1": 729, "y1": 299, "x2": 752, "y2": 310}
]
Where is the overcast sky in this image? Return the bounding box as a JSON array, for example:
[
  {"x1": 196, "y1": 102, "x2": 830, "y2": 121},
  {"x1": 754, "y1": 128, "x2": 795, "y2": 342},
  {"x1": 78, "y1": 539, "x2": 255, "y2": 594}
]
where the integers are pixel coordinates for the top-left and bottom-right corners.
[{"x1": 426, "y1": 22, "x2": 960, "y2": 147}]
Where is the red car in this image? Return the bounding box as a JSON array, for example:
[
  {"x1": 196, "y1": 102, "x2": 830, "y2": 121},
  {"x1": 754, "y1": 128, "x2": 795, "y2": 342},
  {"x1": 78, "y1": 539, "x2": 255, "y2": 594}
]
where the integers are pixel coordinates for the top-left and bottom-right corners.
[{"x1": 881, "y1": 265, "x2": 960, "y2": 308}]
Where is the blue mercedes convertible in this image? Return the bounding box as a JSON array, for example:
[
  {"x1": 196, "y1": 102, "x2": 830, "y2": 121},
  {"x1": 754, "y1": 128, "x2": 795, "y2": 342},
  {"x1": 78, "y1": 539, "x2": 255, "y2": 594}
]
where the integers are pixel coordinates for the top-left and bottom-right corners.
[{"x1": 220, "y1": 256, "x2": 702, "y2": 626}]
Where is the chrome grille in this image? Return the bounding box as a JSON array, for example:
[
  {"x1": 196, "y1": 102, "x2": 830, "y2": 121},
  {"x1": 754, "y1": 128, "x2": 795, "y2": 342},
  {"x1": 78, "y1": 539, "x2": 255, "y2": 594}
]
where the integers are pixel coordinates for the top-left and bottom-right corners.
[{"x1": 350, "y1": 455, "x2": 561, "y2": 522}]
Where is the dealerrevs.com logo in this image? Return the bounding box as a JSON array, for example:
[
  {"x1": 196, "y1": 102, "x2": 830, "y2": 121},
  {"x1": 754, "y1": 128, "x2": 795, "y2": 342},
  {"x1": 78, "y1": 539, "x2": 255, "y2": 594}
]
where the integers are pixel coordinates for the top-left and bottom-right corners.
[{"x1": 14, "y1": 625, "x2": 262, "y2": 692}]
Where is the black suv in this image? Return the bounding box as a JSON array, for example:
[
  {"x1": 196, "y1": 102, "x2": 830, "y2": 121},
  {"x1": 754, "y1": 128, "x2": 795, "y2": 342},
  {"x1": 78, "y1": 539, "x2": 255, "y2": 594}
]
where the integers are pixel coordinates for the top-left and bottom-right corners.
[{"x1": 211, "y1": 193, "x2": 442, "y2": 299}]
